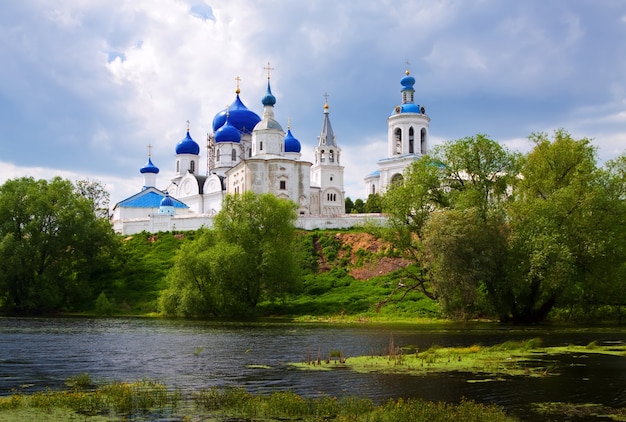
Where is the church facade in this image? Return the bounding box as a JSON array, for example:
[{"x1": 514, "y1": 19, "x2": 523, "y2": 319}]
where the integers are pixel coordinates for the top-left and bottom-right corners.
[{"x1": 112, "y1": 69, "x2": 426, "y2": 234}]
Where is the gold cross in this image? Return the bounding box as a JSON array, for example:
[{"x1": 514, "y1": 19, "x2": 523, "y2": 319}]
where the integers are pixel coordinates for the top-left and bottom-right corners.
[
  {"x1": 235, "y1": 76, "x2": 241, "y2": 93},
  {"x1": 186, "y1": 120, "x2": 190, "y2": 131},
  {"x1": 264, "y1": 61, "x2": 274, "y2": 80},
  {"x1": 323, "y1": 92, "x2": 329, "y2": 103},
  {"x1": 147, "y1": 144, "x2": 152, "y2": 157}
]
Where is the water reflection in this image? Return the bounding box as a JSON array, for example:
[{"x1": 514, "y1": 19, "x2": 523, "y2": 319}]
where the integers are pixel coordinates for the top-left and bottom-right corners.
[{"x1": 1, "y1": 317, "x2": 625, "y2": 420}]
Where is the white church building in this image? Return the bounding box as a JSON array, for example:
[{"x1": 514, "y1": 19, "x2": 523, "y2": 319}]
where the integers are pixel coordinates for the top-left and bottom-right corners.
[{"x1": 112, "y1": 69, "x2": 428, "y2": 234}]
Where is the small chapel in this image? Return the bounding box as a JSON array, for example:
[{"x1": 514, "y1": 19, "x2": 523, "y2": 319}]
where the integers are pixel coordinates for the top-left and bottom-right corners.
[{"x1": 112, "y1": 68, "x2": 429, "y2": 234}]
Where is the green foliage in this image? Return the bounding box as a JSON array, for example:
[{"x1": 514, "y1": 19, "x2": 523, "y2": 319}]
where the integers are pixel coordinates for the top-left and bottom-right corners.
[
  {"x1": 100, "y1": 231, "x2": 188, "y2": 314},
  {"x1": 365, "y1": 193, "x2": 383, "y2": 213},
  {"x1": 345, "y1": 196, "x2": 355, "y2": 214},
  {"x1": 0, "y1": 176, "x2": 119, "y2": 314},
  {"x1": 353, "y1": 198, "x2": 365, "y2": 213},
  {"x1": 383, "y1": 130, "x2": 626, "y2": 323},
  {"x1": 160, "y1": 193, "x2": 300, "y2": 317},
  {"x1": 94, "y1": 292, "x2": 115, "y2": 316}
]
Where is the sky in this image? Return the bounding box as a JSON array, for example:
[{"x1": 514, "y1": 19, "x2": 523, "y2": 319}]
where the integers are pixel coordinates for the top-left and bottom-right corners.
[{"x1": 1, "y1": 1, "x2": 626, "y2": 206}]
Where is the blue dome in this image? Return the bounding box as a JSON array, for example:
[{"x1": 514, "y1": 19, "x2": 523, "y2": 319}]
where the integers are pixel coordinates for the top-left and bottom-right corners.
[
  {"x1": 212, "y1": 94, "x2": 261, "y2": 134},
  {"x1": 284, "y1": 129, "x2": 301, "y2": 153},
  {"x1": 401, "y1": 70, "x2": 415, "y2": 90},
  {"x1": 175, "y1": 130, "x2": 200, "y2": 155},
  {"x1": 261, "y1": 81, "x2": 276, "y2": 106},
  {"x1": 160, "y1": 194, "x2": 174, "y2": 207},
  {"x1": 140, "y1": 157, "x2": 159, "y2": 174},
  {"x1": 398, "y1": 103, "x2": 422, "y2": 114},
  {"x1": 215, "y1": 115, "x2": 241, "y2": 143}
]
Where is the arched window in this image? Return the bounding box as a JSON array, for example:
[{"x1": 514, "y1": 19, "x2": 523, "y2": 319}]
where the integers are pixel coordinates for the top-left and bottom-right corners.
[
  {"x1": 329, "y1": 150, "x2": 334, "y2": 163},
  {"x1": 421, "y1": 128, "x2": 427, "y2": 154},
  {"x1": 372, "y1": 184, "x2": 376, "y2": 195},
  {"x1": 216, "y1": 150, "x2": 220, "y2": 162},
  {"x1": 391, "y1": 173, "x2": 404, "y2": 186},
  {"x1": 190, "y1": 160, "x2": 195, "y2": 173},
  {"x1": 176, "y1": 160, "x2": 180, "y2": 172},
  {"x1": 409, "y1": 127, "x2": 414, "y2": 154},
  {"x1": 231, "y1": 148, "x2": 236, "y2": 161},
  {"x1": 260, "y1": 141, "x2": 263, "y2": 151},
  {"x1": 320, "y1": 149, "x2": 325, "y2": 163},
  {"x1": 394, "y1": 128, "x2": 402, "y2": 154}
]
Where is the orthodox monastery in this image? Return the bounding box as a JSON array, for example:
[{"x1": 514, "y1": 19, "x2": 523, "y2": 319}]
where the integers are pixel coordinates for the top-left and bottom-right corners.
[{"x1": 112, "y1": 69, "x2": 429, "y2": 234}]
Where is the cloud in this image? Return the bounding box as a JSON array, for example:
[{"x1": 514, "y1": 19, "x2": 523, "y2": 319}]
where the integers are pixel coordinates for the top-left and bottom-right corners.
[{"x1": 0, "y1": 0, "x2": 625, "y2": 206}]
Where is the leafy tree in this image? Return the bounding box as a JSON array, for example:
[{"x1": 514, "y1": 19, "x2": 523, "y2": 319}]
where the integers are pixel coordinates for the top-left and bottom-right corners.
[
  {"x1": 345, "y1": 197, "x2": 354, "y2": 214},
  {"x1": 364, "y1": 193, "x2": 383, "y2": 213},
  {"x1": 382, "y1": 135, "x2": 519, "y2": 309},
  {"x1": 502, "y1": 130, "x2": 626, "y2": 322},
  {"x1": 160, "y1": 192, "x2": 300, "y2": 317},
  {"x1": 0, "y1": 177, "x2": 118, "y2": 314},
  {"x1": 353, "y1": 198, "x2": 365, "y2": 213},
  {"x1": 383, "y1": 130, "x2": 626, "y2": 322},
  {"x1": 75, "y1": 178, "x2": 111, "y2": 219}
]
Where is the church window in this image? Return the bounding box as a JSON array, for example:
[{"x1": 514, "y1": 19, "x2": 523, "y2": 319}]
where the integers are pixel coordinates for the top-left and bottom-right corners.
[
  {"x1": 394, "y1": 128, "x2": 402, "y2": 154},
  {"x1": 176, "y1": 160, "x2": 180, "y2": 172},
  {"x1": 248, "y1": 148, "x2": 252, "y2": 158},
  {"x1": 216, "y1": 150, "x2": 220, "y2": 162},
  {"x1": 320, "y1": 150, "x2": 325, "y2": 163},
  {"x1": 279, "y1": 180, "x2": 286, "y2": 190},
  {"x1": 421, "y1": 128, "x2": 427, "y2": 154},
  {"x1": 190, "y1": 161, "x2": 195, "y2": 173},
  {"x1": 372, "y1": 184, "x2": 376, "y2": 195},
  {"x1": 329, "y1": 150, "x2": 334, "y2": 163},
  {"x1": 391, "y1": 173, "x2": 404, "y2": 186},
  {"x1": 231, "y1": 148, "x2": 236, "y2": 161},
  {"x1": 409, "y1": 127, "x2": 415, "y2": 153},
  {"x1": 326, "y1": 193, "x2": 336, "y2": 202},
  {"x1": 260, "y1": 141, "x2": 263, "y2": 151},
  {"x1": 330, "y1": 176, "x2": 333, "y2": 181}
]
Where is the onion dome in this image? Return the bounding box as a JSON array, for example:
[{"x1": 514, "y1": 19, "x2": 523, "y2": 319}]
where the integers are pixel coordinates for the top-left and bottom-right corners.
[
  {"x1": 160, "y1": 193, "x2": 174, "y2": 207},
  {"x1": 399, "y1": 103, "x2": 422, "y2": 113},
  {"x1": 284, "y1": 128, "x2": 301, "y2": 153},
  {"x1": 212, "y1": 95, "x2": 261, "y2": 134},
  {"x1": 261, "y1": 81, "x2": 276, "y2": 106},
  {"x1": 175, "y1": 130, "x2": 200, "y2": 155},
  {"x1": 140, "y1": 157, "x2": 159, "y2": 174},
  {"x1": 400, "y1": 70, "x2": 415, "y2": 90},
  {"x1": 214, "y1": 114, "x2": 241, "y2": 143}
]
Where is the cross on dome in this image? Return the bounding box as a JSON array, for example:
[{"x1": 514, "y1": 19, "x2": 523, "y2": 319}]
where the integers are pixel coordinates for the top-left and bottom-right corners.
[
  {"x1": 235, "y1": 76, "x2": 241, "y2": 94},
  {"x1": 264, "y1": 62, "x2": 274, "y2": 80}
]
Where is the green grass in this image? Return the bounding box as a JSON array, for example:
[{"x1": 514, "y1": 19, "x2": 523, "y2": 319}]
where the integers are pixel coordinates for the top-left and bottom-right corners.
[
  {"x1": 291, "y1": 338, "x2": 626, "y2": 379},
  {"x1": 0, "y1": 380, "x2": 516, "y2": 421}
]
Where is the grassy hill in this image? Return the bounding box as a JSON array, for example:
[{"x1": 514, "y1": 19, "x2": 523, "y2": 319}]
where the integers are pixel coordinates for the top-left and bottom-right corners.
[{"x1": 91, "y1": 229, "x2": 439, "y2": 320}]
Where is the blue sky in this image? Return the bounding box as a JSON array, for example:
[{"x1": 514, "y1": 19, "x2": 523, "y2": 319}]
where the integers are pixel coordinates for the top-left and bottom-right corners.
[{"x1": 1, "y1": 1, "x2": 625, "y2": 205}]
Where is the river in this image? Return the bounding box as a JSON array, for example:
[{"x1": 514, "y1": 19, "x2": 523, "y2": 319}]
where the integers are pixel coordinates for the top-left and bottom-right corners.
[{"x1": 1, "y1": 317, "x2": 625, "y2": 420}]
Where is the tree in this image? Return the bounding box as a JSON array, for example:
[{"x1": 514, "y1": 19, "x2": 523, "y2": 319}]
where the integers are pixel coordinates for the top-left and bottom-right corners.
[
  {"x1": 384, "y1": 130, "x2": 626, "y2": 322},
  {"x1": 382, "y1": 135, "x2": 520, "y2": 318},
  {"x1": 353, "y1": 198, "x2": 365, "y2": 213},
  {"x1": 364, "y1": 193, "x2": 383, "y2": 213},
  {"x1": 345, "y1": 197, "x2": 354, "y2": 214},
  {"x1": 75, "y1": 178, "x2": 111, "y2": 219},
  {"x1": 0, "y1": 177, "x2": 118, "y2": 313},
  {"x1": 160, "y1": 192, "x2": 300, "y2": 317},
  {"x1": 502, "y1": 130, "x2": 626, "y2": 322}
]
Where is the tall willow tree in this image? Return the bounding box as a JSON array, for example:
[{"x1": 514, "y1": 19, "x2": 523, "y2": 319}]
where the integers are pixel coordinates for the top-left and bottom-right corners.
[
  {"x1": 504, "y1": 130, "x2": 626, "y2": 322},
  {"x1": 383, "y1": 131, "x2": 626, "y2": 322},
  {"x1": 160, "y1": 192, "x2": 300, "y2": 317},
  {"x1": 0, "y1": 177, "x2": 118, "y2": 313}
]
